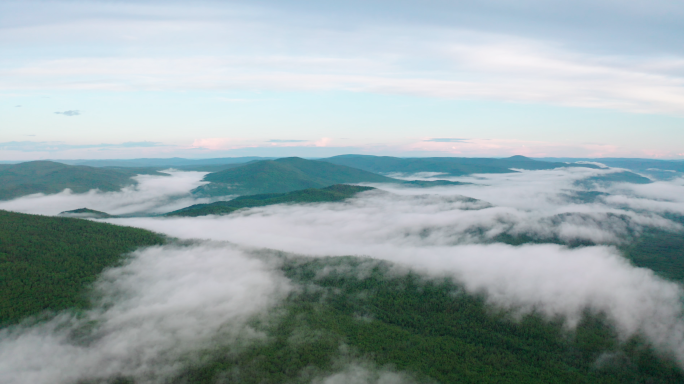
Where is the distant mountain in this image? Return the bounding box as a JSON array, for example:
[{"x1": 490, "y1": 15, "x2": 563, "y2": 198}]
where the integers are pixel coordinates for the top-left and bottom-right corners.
[
  {"x1": 168, "y1": 184, "x2": 375, "y2": 217},
  {"x1": 321, "y1": 155, "x2": 598, "y2": 176},
  {"x1": 537, "y1": 158, "x2": 684, "y2": 180},
  {"x1": 538, "y1": 158, "x2": 684, "y2": 172},
  {"x1": 575, "y1": 171, "x2": 652, "y2": 188},
  {"x1": 60, "y1": 156, "x2": 273, "y2": 170},
  {"x1": 58, "y1": 208, "x2": 112, "y2": 218},
  {"x1": 0, "y1": 161, "x2": 168, "y2": 200},
  {"x1": 192, "y1": 157, "x2": 395, "y2": 197}
]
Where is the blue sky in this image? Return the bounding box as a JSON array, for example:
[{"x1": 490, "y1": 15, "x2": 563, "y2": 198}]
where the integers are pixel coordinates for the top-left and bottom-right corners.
[{"x1": 1, "y1": 0, "x2": 683, "y2": 159}]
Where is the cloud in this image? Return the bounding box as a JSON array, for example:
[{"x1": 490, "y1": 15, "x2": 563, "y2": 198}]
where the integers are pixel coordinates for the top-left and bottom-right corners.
[
  {"x1": 1, "y1": 2, "x2": 683, "y2": 115},
  {"x1": 87, "y1": 167, "x2": 684, "y2": 365},
  {"x1": 0, "y1": 170, "x2": 223, "y2": 216},
  {"x1": 191, "y1": 138, "x2": 244, "y2": 151},
  {"x1": 423, "y1": 138, "x2": 469, "y2": 143},
  {"x1": 312, "y1": 362, "x2": 418, "y2": 384},
  {"x1": 268, "y1": 139, "x2": 307, "y2": 143},
  {"x1": 54, "y1": 110, "x2": 80, "y2": 116},
  {"x1": 0, "y1": 243, "x2": 291, "y2": 384},
  {"x1": 315, "y1": 137, "x2": 332, "y2": 147},
  {"x1": 0, "y1": 140, "x2": 166, "y2": 152}
]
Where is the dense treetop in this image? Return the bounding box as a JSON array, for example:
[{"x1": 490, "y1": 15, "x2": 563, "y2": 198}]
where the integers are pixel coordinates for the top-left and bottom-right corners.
[
  {"x1": 192, "y1": 157, "x2": 395, "y2": 197},
  {"x1": 0, "y1": 210, "x2": 164, "y2": 325},
  {"x1": 168, "y1": 184, "x2": 375, "y2": 217}
]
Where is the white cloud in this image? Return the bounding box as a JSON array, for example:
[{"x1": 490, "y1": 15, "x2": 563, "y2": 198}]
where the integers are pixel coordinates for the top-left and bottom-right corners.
[
  {"x1": 0, "y1": 243, "x2": 291, "y2": 384},
  {"x1": 0, "y1": 170, "x2": 216, "y2": 216},
  {"x1": 1, "y1": 2, "x2": 683, "y2": 115}
]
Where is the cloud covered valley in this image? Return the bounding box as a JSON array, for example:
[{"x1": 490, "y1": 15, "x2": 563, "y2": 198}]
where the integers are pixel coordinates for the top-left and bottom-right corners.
[{"x1": 2, "y1": 164, "x2": 684, "y2": 383}]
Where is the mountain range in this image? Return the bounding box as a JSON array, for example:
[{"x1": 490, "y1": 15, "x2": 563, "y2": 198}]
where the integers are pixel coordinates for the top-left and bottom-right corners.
[{"x1": 0, "y1": 156, "x2": 654, "y2": 202}]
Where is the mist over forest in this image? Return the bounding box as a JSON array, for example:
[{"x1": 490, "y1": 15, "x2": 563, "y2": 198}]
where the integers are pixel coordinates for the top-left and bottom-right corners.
[{"x1": 1, "y1": 155, "x2": 684, "y2": 383}]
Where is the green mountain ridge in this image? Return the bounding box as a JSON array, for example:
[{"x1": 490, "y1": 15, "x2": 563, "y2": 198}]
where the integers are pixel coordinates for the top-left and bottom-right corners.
[
  {"x1": 192, "y1": 157, "x2": 396, "y2": 197},
  {"x1": 321, "y1": 155, "x2": 600, "y2": 176},
  {"x1": 167, "y1": 184, "x2": 375, "y2": 217},
  {"x1": 0, "y1": 210, "x2": 164, "y2": 325},
  {"x1": 0, "y1": 161, "x2": 168, "y2": 201}
]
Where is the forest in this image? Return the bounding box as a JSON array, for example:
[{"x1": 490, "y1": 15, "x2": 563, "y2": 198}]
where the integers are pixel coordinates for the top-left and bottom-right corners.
[
  {"x1": 166, "y1": 184, "x2": 375, "y2": 217},
  {"x1": 2, "y1": 207, "x2": 684, "y2": 383},
  {"x1": 0, "y1": 210, "x2": 164, "y2": 325},
  {"x1": 175, "y1": 256, "x2": 684, "y2": 383}
]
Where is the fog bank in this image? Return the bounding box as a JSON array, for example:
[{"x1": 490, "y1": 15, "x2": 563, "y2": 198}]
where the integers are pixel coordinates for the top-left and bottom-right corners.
[
  {"x1": 0, "y1": 171, "x2": 218, "y2": 216},
  {"x1": 0, "y1": 243, "x2": 291, "y2": 384}
]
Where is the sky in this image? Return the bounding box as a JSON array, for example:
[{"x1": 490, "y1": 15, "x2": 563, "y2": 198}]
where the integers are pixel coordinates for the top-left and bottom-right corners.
[{"x1": 1, "y1": 0, "x2": 683, "y2": 160}]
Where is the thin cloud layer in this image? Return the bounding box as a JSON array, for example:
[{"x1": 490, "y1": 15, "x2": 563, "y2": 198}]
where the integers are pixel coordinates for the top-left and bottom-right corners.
[
  {"x1": 0, "y1": 170, "x2": 215, "y2": 215},
  {"x1": 2, "y1": 2, "x2": 684, "y2": 115},
  {"x1": 54, "y1": 110, "x2": 80, "y2": 116},
  {"x1": 0, "y1": 243, "x2": 291, "y2": 384},
  {"x1": 97, "y1": 167, "x2": 684, "y2": 363}
]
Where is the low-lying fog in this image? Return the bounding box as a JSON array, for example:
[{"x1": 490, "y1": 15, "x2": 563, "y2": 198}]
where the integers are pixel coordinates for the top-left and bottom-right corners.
[
  {"x1": 0, "y1": 170, "x2": 219, "y2": 216},
  {"x1": 2, "y1": 166, "x2": 684, "y2": 383}
]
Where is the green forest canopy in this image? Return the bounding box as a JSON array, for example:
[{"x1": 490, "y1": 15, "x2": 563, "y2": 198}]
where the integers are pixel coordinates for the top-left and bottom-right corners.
[
  {"x1": 321, "y1": 155, "x2": 600, "y2": 176},
  {"x1": 0, "y1": 210, "x2": 164, "y2": 325},
  {"x1": 1, "y1": 209, "x2": 683, "y2": 382},
  {"x1": 175, "y1": 256, "x2": 684, "y2": 384},
  {"x1": 168, "y1": 184, "x2": 375, "y2": 217},
  {"x1": 191, "y1": 157, "x2": 396, "y2": 197}
]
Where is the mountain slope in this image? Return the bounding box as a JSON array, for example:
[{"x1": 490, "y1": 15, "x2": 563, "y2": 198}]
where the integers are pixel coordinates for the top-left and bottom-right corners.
[
  {"x1": 322, "y1": 155, "x2": 598, "y2": 176},
  {"x1": 575, "y1": 171, "x2": 652, "y2": 187},
  {"x1": 0, "y1": 210, "x2": 164, "y2": 325},
  {"x1": 192, "y1": 157, "x2": 395, "y2": 196},
  {"x1": 0, "y1": 161, "x2": 167, "y2": 200},
  {"x1": 168, "y1": 184, "x2": 375, "y2": 217},
  {"x1": 174, "y1": 257, "x2": 683, "y2": 384}
]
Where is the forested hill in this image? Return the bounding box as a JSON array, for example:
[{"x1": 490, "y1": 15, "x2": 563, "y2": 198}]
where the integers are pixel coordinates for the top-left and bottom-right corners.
[
  {"x1": 0, "y1": 161, "x2": 167, "y2": 201},
  {"x1": 321, "y1": 155, "x2": 599, "y2": 175},
  {"x1": 175, "y1": 257, "x2": 684, "y2": 384},
  {"x1": 192, "y1": 157, "x2": 395, "y2": 197},
  {"x1": 0, "y1": 210, "x2": 164, "y2": 325},
  {"x1": 168, "y1": 184, "x2": 375, "y2": 217}
]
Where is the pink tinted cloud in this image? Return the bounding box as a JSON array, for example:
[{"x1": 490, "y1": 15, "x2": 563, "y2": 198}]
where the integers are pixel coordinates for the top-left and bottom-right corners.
[{"x1": 191, "y1": 138, "x2": 244, "y2": 151}]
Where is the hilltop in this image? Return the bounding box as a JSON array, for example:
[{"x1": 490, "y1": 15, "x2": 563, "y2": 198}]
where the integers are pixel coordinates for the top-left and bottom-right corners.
[
  {"x1": 0, "y1": 161, "x2": 167, "y2": 201},
  {"x1": 192, "y1": 157, "x2": 395, "y2": 197},
  {"x1": 321, "y1": 154, "x2": 599, "y2": 175},
  {"x1": 167, "y1": 184, "x2": 375, "y2": 217},
  {"x1": 58, "y1": 208, "x2": 112, "y2": 218}
]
